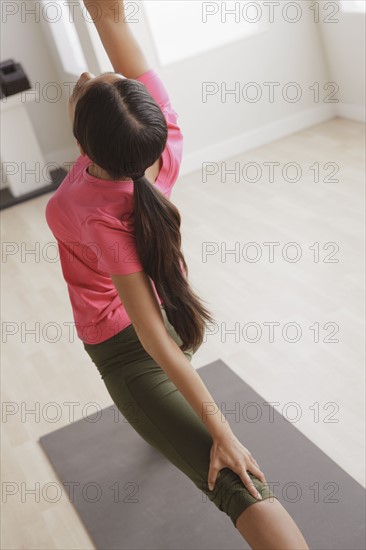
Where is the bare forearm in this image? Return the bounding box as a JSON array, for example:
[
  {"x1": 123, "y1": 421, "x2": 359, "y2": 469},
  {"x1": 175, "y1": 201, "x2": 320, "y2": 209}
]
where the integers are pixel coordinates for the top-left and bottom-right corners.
[
  {"x1": 83, "y1": 0, "x2": 125, "y2": 20},
  {"x1": 140, "y1": 332, "x2": 233, "y2": 440},
  {"x1": 82, "y1": 0, "x2": 150, "y2": 79}
]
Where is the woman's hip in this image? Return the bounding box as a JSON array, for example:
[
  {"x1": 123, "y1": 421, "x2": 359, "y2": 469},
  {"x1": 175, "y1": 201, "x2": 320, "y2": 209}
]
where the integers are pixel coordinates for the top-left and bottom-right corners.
[{"x1": 83, "y1": 305, "x2": 193, "y2": 380}]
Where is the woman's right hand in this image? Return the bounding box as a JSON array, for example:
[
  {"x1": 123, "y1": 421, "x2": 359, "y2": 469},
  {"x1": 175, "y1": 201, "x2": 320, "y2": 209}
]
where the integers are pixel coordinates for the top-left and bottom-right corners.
[{"x1": 207, "y1": 430, "x2": 267, "y2": 500}]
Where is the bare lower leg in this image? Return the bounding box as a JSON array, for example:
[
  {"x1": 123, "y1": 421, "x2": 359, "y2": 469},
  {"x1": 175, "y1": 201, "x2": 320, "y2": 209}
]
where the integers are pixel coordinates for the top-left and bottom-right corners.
[{"x1": 235, "y1": 497, "x2": 309, "y2": 550}]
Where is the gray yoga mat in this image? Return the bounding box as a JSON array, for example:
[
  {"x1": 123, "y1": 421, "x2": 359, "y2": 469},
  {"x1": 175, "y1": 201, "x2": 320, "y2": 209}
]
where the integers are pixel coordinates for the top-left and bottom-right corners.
[{"x1": 39, "y1": 359, "x2": 365, "y2": 549}]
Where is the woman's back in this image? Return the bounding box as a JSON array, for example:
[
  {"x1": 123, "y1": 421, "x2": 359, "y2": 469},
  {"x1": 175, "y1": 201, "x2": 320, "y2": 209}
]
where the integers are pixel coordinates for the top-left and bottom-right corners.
[{"x1": 45, "y1": 70, "x2": 184, "y2": 344}]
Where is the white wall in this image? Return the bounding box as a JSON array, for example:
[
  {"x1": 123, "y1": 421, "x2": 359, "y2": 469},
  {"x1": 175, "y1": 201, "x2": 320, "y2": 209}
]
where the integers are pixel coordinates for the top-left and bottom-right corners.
[
  {"x1": 317, "y1": 7, "x2": 365, "y2": 121},
  {"x1": 157, "y1": 6, "x2": 333, "y2": 173}
]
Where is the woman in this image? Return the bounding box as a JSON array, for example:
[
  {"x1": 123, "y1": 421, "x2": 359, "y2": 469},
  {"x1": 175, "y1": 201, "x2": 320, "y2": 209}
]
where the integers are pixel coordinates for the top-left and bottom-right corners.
[{"x1": 45, "y1": 1, "x2": 309, "y2": 548}]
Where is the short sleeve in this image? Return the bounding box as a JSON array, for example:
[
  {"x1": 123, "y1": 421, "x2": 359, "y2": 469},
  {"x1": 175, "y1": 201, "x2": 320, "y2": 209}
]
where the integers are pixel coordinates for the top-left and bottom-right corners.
[
  {"x1": 136, "y1": 70, "x2": 184, "y2": 194},
  {"x1": 136, "y1": 69, "x2": 174, "y2": 113},
  {"x1": 82, "y1": 215, "x2": 144, "y2": 275}
]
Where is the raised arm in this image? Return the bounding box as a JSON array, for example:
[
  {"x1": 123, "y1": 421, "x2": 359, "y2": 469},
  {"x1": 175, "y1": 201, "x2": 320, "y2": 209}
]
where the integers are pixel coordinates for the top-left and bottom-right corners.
[{"x1": 82, "y1": 0, "x2": 150, "y2": 80}]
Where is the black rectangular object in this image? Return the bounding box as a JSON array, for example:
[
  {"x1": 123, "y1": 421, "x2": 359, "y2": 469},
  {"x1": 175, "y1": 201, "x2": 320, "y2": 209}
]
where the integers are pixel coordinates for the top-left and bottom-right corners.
[{"x1": 0, "y1": 59, "x2": 31, "y2": 98}]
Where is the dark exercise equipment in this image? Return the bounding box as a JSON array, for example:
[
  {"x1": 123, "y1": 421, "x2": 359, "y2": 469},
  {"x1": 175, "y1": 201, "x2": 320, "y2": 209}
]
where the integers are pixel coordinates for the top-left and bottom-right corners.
[{"x1": 0, "y1": 59, "x2": 31, "y2": 98}]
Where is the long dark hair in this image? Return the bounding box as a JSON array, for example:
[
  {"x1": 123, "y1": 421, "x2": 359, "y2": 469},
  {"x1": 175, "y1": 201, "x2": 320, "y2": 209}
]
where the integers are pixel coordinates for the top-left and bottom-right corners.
[{"x1": 73, "y1": 76, "x2": 215, "y2": 352}]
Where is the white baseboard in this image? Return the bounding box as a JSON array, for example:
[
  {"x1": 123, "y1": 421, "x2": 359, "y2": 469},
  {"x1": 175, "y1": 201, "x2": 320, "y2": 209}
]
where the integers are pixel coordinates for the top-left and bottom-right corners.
[
  {"x1": 335, "y1": 103, "x2": 366, "y2": 123},
  {"x1": 180, "y1": 103, "x2": 337, "y2": 176}
]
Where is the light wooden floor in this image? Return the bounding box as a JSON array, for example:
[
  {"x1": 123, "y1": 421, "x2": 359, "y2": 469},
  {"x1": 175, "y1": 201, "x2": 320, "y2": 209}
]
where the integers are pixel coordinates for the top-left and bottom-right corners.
[{"x1": 1, "y1": 117, "x2": 364, "y2": 549}]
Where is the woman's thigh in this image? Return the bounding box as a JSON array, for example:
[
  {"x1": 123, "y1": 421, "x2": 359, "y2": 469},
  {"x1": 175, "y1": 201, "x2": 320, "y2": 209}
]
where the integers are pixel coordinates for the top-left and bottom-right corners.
[
  {"x1": 94, "y1": 309, "x2": 211, "y2": 487},
  {"x1": 84, "y1": 307, "x2": 278, "y2": 527}
]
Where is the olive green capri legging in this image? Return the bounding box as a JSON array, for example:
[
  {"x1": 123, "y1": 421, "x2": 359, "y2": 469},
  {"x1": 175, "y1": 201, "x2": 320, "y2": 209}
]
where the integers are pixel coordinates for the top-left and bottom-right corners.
[{"x1": 83, "y1": 305, "x2": 278, "y2": 528}]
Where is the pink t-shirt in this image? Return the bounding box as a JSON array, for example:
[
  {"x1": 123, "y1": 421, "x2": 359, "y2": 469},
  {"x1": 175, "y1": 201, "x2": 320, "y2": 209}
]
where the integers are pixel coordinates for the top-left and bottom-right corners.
[{"x1": 45, "y1": 69, "x2": 184, "y2": 344}]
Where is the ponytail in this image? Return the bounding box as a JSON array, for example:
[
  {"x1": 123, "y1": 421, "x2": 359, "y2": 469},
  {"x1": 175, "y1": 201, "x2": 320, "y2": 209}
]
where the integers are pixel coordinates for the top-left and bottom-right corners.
[{"x1": 132, "y1": 174, "x2": 215, "y2": 352}]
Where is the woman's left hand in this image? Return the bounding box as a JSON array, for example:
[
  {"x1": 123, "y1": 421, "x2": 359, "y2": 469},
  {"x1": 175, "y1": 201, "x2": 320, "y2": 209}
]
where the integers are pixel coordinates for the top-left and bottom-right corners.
[{"x1": 207, "y1": 430, "x2": 267, "y2": 498}]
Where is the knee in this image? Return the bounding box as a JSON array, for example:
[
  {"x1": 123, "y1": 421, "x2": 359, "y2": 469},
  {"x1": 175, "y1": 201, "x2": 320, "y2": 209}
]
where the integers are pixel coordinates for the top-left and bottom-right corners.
[{"x1": 204, "y1": 468, "x2": 278, "y2": 527}]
